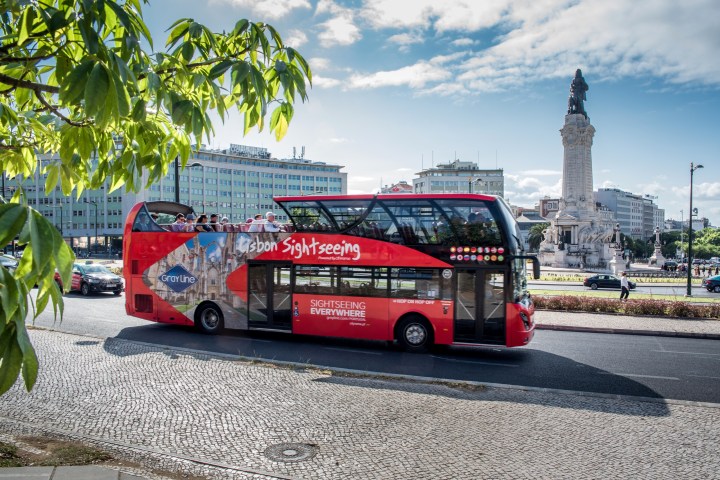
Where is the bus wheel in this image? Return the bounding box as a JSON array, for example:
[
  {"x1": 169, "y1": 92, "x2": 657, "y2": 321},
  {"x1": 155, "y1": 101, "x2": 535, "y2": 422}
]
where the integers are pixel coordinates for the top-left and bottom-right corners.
[
  {"x1": 196, "y1": 303, "x2": 224, "y2": 335},
  {"x1": 396, "y1": 315, "x2": 433, "y2": 353}
]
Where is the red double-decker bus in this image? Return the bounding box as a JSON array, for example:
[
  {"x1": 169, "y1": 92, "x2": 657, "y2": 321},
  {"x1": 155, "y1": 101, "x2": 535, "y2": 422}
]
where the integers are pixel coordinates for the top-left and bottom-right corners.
[{"x1": 123, "y1": 194, "x2": 539, "y2": 351}]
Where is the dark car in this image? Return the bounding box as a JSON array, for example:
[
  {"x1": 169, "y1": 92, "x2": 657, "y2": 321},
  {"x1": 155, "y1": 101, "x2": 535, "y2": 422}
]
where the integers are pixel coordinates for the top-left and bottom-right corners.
[
  {"x1": 583, "y1": 274, "x2": 636, "y2": 290},
  {"x1": 701, "y1": 275, "x2": 720, "y2": 293},
  {"x1": 63, "y1": 263, "x2": 124, "y2": 296}
]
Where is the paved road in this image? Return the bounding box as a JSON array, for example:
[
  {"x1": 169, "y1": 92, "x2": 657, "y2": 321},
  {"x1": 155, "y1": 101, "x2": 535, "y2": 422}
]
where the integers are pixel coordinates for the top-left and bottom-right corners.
[{"x1": 29, "y1": 293, "x2": 720, "y2": 403}]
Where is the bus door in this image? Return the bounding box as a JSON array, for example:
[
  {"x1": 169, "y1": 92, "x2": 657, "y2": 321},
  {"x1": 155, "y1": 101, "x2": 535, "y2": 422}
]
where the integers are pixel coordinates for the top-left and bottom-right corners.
[
  {"x1": 453, "y1": 268, "x2": 506, "y2": 344},
  {"x1": 247, "y1": 262, "x2": 293, "y2": 331}
]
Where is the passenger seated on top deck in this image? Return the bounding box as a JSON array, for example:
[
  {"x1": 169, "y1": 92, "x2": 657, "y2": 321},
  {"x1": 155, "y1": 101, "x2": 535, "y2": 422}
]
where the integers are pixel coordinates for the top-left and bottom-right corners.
[
  {"x1": 264, "y1": 212, "x2": 282, "y2": 232},
  {"x1": 171, "y1": 213, "x2": 191, "y2": 232},
  {"x1": 247, "y1": 214, "x2": 265, "y2": 232},
  {"x1": 194, "y1": 214, "x2": 214, "y2": 232}
]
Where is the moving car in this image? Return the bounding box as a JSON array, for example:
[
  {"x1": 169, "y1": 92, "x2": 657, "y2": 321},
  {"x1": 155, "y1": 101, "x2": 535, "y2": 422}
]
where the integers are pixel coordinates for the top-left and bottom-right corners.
[
  {"x1": 60, "y1": 263, "x2": 124, "y2": 296},
  {"x1": 1, "y1": 254, "x2": 18, "y2": 274},
  {"x1": 583, "y1": 274, "x2": 636, "y2": 290},
  {"x1": 702, "y1": 275, "x2": 720, "y2": 293}
]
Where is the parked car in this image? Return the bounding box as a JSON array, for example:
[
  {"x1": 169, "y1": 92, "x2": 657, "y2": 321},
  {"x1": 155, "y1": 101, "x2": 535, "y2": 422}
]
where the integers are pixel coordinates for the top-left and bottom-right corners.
[
  {"x1": 1, "y1": 254, "x2": 18, "y2": 274},
  {"x1": 662, "y1": 260, "x2": 678, "y2": 270},
  {"x1": 702, "y1": 275, "x2": 720, "y2": 293},
  {"x1": 583, "y1": 274, "x2": 636, "y2": 290},
  {"x1": 60, "y1": 263, "x2": 124, "y2": 296}
]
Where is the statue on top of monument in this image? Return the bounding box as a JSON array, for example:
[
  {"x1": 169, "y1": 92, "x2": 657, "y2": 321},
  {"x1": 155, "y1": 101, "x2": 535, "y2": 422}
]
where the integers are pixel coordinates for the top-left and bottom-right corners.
[{"x1": 567, "y1": 68, "x2": 589, "y2": 117}]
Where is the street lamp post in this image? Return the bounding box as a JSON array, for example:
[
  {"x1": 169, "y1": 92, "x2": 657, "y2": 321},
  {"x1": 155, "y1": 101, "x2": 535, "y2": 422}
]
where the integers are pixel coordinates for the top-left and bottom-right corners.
[
  {"x1": 686, "y1": 162, "x2": 703, "y2": 296},
  {"x1": 84, "y1": 199, "x2": 98, "y2": 255},
  {"x1": 51, "y1": 204, "x2": 63, "y2": 237},
  {"x1": 174, "y1": 156, "x2": 180, "y2": 203},
  {"x1": 186, "y1": 162, "x2": 204, "y2": 211}
]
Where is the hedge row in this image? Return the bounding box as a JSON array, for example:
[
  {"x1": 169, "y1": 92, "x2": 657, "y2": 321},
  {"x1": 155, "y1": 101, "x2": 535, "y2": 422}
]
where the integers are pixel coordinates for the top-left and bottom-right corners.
[{"x1": 533, "y1": 295, "x2": 720, "y2": 319}]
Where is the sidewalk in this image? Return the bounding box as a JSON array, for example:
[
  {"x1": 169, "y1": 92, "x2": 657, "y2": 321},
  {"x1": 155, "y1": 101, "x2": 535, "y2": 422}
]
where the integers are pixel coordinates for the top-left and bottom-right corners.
[
  {"x1": 535, "y1": 310, "x2": 720, "y2": 339},
  {"x1": 1, "y1": 312, "x2": 719, "y2": 480}
]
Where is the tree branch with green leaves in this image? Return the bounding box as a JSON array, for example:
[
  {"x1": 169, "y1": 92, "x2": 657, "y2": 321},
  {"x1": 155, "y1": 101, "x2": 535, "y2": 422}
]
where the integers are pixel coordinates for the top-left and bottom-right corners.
[{"x1": 0, "y1": 0, "x2": 312, "y2": 396}]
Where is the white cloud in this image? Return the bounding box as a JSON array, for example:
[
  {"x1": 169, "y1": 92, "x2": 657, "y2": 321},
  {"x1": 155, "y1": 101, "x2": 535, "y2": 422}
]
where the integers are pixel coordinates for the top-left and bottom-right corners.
[
  {"x1": 309, "y1": 57, "x2": 332, "y2": 71},
  {"x1": 284, "y1": 29, "x2": 308, "y2": 47},
  {"x1": 349, "y1": 0, "x2": 720, "y2": 93},
  {"x1": 312, "y1": 75, "x2": 342, "y2": 88},
  {"x1": 505, "y1": 173, "x2": 562, "y2": 206},
  {"x1": 451, "y1": 38, "x2": 476, "y2": 47},
  {"x1": 388, "y1": 31, "x2": 424, "y2": 47},
  {"x1": 348, "y1": 61, "x2": 451, "y2": 89},
  {"x1": 215, "y1": 0, "x2": 311, "y2": 19},
  {"x1": 316, "y1": 0, "x2": 362, "y2": 47},
  {"x1": 523, "y1": 169, "x2": 562, "y2": 176}
]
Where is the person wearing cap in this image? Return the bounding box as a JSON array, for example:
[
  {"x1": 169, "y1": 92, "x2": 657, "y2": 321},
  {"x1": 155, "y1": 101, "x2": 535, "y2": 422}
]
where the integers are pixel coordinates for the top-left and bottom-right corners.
[{"x1": 264, "y1": 212, "x2": 281, "y2": 232}]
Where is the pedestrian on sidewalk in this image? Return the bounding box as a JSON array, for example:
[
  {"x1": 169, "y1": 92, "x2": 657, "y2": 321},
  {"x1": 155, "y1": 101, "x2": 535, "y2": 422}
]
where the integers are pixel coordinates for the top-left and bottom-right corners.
[{"x1": 620, "y1": 271, "x2": 630, "y2": 301}]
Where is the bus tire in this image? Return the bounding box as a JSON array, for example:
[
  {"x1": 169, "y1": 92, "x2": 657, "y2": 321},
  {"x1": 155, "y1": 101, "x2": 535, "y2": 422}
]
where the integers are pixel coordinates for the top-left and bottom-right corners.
[
  {"x1": 396, "y1": 315, "x2": 433, "y2": 353},
  {"x1": 195, "y1": 303, "x2": 224, "y2": 335}
]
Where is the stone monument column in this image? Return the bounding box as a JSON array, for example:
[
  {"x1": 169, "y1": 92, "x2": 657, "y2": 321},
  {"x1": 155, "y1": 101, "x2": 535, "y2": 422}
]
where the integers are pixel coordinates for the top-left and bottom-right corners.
[{"x1": 559, "y1": 114, "x2": 596, "y2": 216}]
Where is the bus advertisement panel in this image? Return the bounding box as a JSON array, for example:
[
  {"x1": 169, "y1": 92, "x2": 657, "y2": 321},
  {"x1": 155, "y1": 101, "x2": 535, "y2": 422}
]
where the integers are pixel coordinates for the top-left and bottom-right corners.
[{"x1": 124, "y1": 195, "x2": 539, "y2": 351}]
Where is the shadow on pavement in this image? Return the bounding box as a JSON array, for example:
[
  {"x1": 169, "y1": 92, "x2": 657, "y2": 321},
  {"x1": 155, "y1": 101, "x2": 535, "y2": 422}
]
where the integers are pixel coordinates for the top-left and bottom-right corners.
[{"x1": 107, "y1": 323, "x2": 670, "y2": 417}]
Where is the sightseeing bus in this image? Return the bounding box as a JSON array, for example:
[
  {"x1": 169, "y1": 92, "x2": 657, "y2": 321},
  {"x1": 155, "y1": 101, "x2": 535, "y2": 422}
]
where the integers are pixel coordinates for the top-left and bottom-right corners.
[{"x1": 123, "y1": 194, "x2": 540, "y2": 351}]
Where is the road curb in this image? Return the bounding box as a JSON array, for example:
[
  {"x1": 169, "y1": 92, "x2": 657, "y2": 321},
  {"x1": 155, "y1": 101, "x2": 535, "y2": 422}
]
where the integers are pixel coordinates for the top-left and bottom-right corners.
[{"x1": 536, "y1": 323, "x2": 720, "y2": 340}]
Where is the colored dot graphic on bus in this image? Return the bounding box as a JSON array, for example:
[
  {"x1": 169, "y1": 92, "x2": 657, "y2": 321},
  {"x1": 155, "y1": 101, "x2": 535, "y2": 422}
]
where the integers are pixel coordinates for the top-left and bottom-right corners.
[
  {"x1": 450, "y1": 247, "x2": 456, "y2": 252},
  {"x1": 498, "y1": 255, "x2": 504, "y2": 261}
]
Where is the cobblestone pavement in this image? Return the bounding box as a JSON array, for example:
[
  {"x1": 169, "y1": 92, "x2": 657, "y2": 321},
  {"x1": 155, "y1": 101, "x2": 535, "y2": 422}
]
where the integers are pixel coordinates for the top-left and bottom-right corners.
[{"x1": 1, "y1": 330, "x2": 719, "y2": 480}]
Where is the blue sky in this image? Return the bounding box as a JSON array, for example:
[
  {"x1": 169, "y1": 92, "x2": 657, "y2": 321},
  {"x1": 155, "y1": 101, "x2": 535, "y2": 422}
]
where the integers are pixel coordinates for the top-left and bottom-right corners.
[{"x1": 141, "y1": 0, "x2": 720, "y2": 225}]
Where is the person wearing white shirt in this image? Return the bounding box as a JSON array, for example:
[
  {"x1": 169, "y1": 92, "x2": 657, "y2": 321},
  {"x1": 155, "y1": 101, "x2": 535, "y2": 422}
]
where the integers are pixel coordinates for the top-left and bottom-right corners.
[
  {"x1": 264, "y1": 212, "x2": 281, "y2": 232},
  {"x1": 620, "y1": 271, "x2": 630, "y2": 301},
  {"x1": 247, "y1": 214, "x2": 265, "y2": 233}
]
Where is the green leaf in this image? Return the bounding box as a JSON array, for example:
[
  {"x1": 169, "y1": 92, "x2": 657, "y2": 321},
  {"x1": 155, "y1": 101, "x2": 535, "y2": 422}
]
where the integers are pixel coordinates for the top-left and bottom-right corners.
[
  {"x1": 0, "y1": 327, "x2": 22, "y2": 396},
  {"x1": 208, "y1": 60, "x2": 233, "y2": 81},
  {"x1": 16, "y1": 319, "x2": 39, "y2": 392},
  {"x1": 85, "y1": 63, "x2": 110, "y2": 117},
  {"x1": 0, "y1": 204, "x2": 28, "y2": 248},
  {"x1": 131, "y1": 98, "x2": 147, "y2": 121},
  {"x1": 59, "y1": 60, "x2": 95, "y2": 105},
  {"x1": 171, "y1": 100, "x2": 193, "y2": 125}
]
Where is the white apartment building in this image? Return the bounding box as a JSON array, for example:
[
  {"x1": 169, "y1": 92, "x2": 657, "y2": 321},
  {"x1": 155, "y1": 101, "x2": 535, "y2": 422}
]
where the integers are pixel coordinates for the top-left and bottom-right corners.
[
  {"x1": 412, "y1": 160, "x2": 504, "y2": 197},
  {"x1": 595, "y1": 188, "x2": 665, "y2": 240}
]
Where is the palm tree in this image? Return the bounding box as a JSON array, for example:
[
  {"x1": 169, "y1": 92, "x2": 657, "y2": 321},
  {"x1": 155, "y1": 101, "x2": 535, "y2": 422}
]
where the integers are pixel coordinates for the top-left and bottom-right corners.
[{"x1": 528, "y1": 223, "x2": 549, "y2": 252}]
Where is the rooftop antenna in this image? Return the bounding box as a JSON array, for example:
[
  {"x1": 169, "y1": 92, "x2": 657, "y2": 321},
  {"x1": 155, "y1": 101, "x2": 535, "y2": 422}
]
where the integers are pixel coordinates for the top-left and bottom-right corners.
[
  {"x1": 293, "y1": 147, "x2": 296, "y2": 159},
  {"x1": 301, "y1": 146, "x2": 305, "y2": 159}
]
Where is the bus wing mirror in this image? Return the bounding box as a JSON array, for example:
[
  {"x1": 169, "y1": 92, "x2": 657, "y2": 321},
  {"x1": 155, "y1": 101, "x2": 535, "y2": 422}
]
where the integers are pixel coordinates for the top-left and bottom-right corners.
[{"x1": 532, "y1": 257, "x2": 540, "y2": 280}]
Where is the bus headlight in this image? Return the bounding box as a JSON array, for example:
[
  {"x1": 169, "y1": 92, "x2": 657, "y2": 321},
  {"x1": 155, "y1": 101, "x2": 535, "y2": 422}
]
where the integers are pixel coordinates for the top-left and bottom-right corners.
[{"x1": 519, "y1": 311, "x2": 531, "y2": 330}]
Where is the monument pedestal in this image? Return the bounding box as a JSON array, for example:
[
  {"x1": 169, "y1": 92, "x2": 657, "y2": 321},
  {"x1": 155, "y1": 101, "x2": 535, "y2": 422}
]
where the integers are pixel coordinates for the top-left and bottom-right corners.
[
  {"x1": 609, "y1": 250, "x2": 624, "y2": 274},
  {"x1": 649, "y1": 246, "x2": 666, "y2": 267}
]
